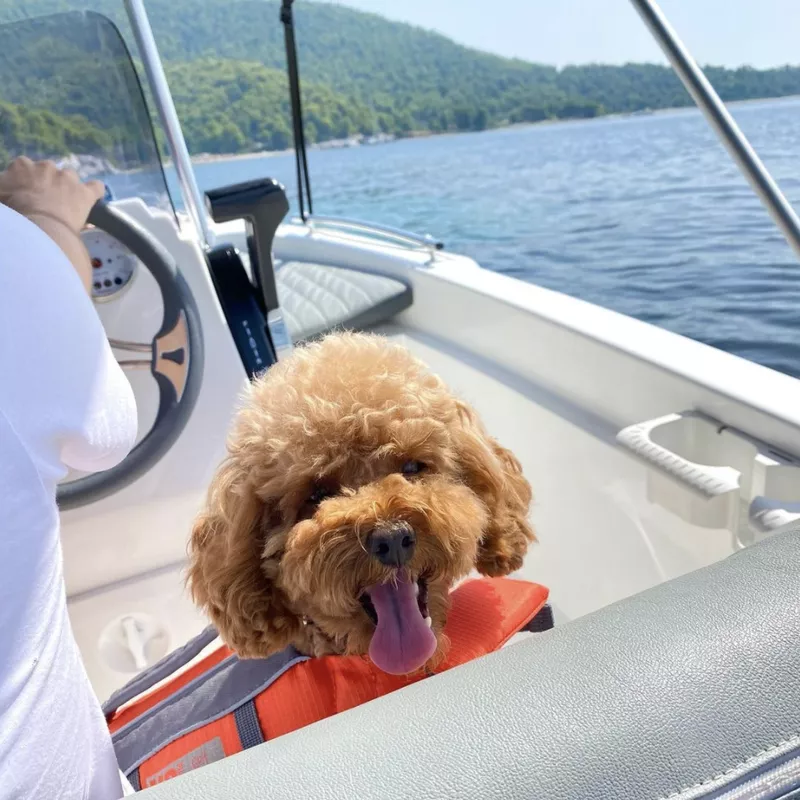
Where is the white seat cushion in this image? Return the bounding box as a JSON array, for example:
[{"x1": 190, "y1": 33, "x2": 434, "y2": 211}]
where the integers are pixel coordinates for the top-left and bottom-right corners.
[{"x1": 275, "y1": 260, "x2": 412, "y2": 341}]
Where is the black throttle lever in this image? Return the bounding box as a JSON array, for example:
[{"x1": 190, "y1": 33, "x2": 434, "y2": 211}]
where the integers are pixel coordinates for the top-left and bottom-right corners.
[
  {"x1": 205, "y1": 178, "x2": 292, "y2": 363},
  {"x1": 205, "y1": 177, "x2": 289, "y2": 314}
]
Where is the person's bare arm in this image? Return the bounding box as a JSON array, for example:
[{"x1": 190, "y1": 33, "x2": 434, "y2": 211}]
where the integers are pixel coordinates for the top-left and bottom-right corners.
[{"x1": 0, "y1": 157, "x2": 105, "y2": 293}]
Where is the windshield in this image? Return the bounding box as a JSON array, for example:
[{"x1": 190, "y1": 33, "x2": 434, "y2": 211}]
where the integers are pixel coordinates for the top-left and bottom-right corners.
[{"x1": 0, "y1": 10, "x2": 174, "y2": 214}]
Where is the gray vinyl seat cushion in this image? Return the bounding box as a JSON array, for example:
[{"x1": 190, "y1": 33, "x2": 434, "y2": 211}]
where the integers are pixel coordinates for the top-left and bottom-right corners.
[
  {"x1": 275, "y1": 260, "x2": 412, "y2": 342},
  {"x1": 139, "y1": 527, "x2": 800, "y2": 800}
]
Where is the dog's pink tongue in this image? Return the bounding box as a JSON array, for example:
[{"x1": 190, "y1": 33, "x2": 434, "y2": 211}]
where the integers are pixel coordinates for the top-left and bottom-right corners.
[{"x1": 367, "y1": 576, "x2": 437, "y2": 675}]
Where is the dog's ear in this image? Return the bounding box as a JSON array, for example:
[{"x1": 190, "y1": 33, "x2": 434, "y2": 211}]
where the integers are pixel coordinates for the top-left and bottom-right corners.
[
  {"x1": 187, "y1": 457, "x2": 307, "y2": 658},
  {"x1": 453, "y1": 400, "x2": 535, "y2": 575}
]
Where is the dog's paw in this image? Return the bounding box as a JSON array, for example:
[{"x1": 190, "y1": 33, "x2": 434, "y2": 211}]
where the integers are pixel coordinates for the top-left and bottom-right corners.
[
  {"x1": 476, "y1": 521, "x2": 532, "y2": 576},
  {"x1": 477, "y1": 548, "x2": 525, "y2": 577}
]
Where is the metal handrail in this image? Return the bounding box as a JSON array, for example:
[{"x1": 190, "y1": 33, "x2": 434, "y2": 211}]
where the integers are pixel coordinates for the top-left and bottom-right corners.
[
  {"x1": 630, "y1": 0, "x2": 800, "y2": 263},
  {"x1": 125, "y1": 0, "x2": 213, "y2": 250},
  {"x1": 302, "y1": 214, "x2": 444, "y2": 260}
]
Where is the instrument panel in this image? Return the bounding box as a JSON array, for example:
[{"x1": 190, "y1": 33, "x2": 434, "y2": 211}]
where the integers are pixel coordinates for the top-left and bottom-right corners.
[{"x1": 82, "y1": 228, "x2": 137, "y2": 301}]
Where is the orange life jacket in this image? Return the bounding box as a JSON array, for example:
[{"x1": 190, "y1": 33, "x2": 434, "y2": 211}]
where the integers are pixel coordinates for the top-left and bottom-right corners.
[{"x1": 105, "y1": 577, "x2": 551, "y2": 790}]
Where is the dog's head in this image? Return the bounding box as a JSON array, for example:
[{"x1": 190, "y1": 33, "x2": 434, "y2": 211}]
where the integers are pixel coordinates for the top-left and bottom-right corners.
[{"x1": 188, "y1": 332, "x2": 534, "y2": 674}]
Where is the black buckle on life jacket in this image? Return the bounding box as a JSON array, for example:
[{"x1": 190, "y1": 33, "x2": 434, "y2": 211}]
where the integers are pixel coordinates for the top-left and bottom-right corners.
[{"x1": 522, "y1": 603, "x2": 554, "y2": 633}]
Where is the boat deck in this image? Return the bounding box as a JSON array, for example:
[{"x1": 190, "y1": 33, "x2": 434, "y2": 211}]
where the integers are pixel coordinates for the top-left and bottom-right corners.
[
  {"x1": 69, "y1": 326, "x2": 734, "y2": 702},
  {"x1": 384, "y1": 328, "x2": 735, "y2": 611}
]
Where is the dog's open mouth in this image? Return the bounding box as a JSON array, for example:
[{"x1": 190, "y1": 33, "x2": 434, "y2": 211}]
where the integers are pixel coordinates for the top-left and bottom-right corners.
[{"x1": 359, "y1": 574, "x2": 437, "y2": 675}]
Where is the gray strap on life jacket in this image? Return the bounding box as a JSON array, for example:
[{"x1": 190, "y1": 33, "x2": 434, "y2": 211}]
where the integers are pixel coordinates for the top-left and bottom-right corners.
[
  {"x1": 102, "y1": 624, "x2": 220, "y2": 719},
  {"x1": 127, "y1": 770, "x2": 141, "y2": 793},
  {"x1": 234, "y1": 699, "x2": 265, "y2": 749},
  {"x1": 112, "y1": 645, "x2": 307, "y2": 781}
]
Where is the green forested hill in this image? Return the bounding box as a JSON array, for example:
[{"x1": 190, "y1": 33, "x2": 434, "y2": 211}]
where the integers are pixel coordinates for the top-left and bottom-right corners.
[
  {"x1": 1, "y1": 0, "x2": 800, "y2": 158},
  {"x1": 0, "y1": 99, "x2": 110, "y2": 165},
  {"x1": 165, "y1": 59, "x2": 376, "y2": 152}
]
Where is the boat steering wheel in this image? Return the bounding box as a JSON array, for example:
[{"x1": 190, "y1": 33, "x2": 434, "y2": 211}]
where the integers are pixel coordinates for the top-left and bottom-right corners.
[{"x1": 56, "y1": 202, "x2": 204, "y2": 511}]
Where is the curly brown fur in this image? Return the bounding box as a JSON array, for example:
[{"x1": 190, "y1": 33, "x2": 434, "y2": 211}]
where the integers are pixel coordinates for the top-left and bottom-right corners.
[{"x1": 188, "y1": 332, "x2": 535, "y2": 667}]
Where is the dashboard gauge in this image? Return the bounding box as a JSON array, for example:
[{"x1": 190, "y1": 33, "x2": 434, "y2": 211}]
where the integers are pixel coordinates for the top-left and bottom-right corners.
[{"x1": 82, "y1": 228, "x2": 137, "y2": 301}]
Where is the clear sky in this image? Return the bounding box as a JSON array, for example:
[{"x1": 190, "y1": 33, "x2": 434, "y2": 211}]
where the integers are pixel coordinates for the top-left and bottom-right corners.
[{"x1": 314, "y1": 1, "x2": 800, "y2": 69}]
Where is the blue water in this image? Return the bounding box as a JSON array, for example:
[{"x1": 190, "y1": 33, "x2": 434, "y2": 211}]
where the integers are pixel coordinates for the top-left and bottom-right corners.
[{"x1": 189, "y1": 97, "x2": 800, "y2": 378}]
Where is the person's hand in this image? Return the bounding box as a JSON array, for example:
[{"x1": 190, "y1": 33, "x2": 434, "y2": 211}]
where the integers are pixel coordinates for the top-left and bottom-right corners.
[
  {"x1": 0, "y1": 157, "x2": 105, "y2": 293},
  {"x1": 0, "y1": 156, "x2": 104, "y2": 233}
]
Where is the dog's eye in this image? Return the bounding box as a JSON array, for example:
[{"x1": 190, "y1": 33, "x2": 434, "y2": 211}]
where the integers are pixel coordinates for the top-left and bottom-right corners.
[
  {"x1": 400, "y1": 460, "x2": 426, "y2": 477},
  {"x1": 308, "y1": 485, "x2": 335, "y2": 506}
]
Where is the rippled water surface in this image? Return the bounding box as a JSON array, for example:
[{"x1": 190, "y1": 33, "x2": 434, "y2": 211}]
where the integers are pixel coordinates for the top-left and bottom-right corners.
[{"x1": 187, "y1": 96, "x2": 800, "y2": 378}]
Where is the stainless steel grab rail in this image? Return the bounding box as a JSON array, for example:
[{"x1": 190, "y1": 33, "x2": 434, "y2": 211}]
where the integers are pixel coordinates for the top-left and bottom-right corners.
[
  {"x1": 125, "y1": 0, "x2": 213, "y2": 249},
  {"x1": 302, "y1": 214, "x2": 444, "y2": 263},
  {"x1": 630, "y1": 0, "x2": 800, "y2": 263}
]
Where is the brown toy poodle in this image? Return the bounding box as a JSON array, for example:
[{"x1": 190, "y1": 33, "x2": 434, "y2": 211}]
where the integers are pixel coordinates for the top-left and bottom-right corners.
[{"x1": 188, "y1": 332, "x2": 535, "y2": 675}]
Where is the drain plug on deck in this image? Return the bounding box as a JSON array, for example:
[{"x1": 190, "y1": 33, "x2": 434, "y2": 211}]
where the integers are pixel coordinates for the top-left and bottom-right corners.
[{"x1": 98, "y1": 613, "x2": 169, "y2": 674}]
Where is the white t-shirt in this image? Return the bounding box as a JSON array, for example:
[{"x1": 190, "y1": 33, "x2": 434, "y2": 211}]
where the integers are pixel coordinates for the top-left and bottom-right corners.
[{"x1": 0, "y1": 204, "x2": 137, "y2": 799}]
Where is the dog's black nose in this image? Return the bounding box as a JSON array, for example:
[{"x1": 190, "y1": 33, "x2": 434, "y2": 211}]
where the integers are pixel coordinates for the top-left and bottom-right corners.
[{"x1": 367, "y1": 523, "x2": 416, "y2": 567}]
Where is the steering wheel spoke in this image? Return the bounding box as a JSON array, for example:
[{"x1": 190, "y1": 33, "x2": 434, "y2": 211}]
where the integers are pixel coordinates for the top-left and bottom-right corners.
[
  {"x1": 109, "y1": 337, "x2": 152, "y2": 353},
  {"x1": 152, "y1": 310, "x2": 190, "y2": 403}
]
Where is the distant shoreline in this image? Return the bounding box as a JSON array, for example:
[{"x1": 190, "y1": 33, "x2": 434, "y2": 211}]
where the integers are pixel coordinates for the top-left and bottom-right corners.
[
  {"x1": 187, "y1": 93, "x2": 800, "y2": 167},
  {"x1": 191, "y1": 149, "x2": 288, "y2": 165}
]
